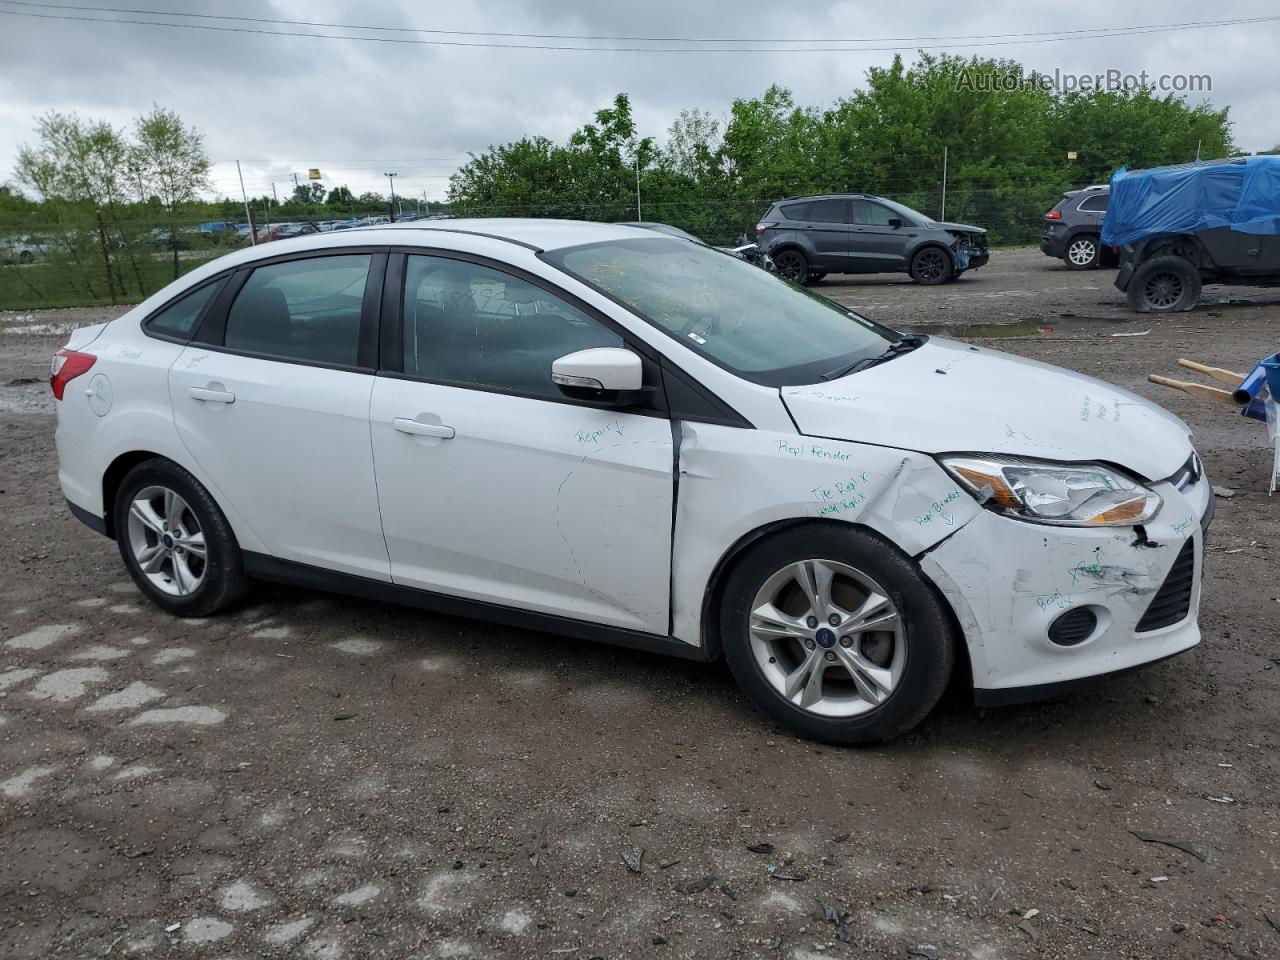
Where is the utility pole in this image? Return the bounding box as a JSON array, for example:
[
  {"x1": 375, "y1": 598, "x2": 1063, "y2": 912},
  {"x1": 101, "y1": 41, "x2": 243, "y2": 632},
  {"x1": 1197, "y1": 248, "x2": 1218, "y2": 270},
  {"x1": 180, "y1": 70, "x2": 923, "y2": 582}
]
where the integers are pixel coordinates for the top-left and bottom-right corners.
[
  {"x1": 940, "y1": 145, "x2": 948, "y2": 222},
  {"x1": 271, "y1": 183, "x2": 278, "y2": 207},
  {"x1": 385, "y1": 172, "x2": 398, "y2": 223},
  {"x1": 236, "y1": 159, "x2": 256, "y2": 244},
  {"x1": 635, "y1": 157, "x2": 643, "y2": 222}
]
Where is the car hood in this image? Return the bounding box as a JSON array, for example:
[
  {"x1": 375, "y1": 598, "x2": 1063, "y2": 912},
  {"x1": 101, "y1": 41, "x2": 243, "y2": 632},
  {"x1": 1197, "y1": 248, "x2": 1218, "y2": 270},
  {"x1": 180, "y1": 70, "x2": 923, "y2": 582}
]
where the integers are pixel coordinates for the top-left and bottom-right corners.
[
  {"x1": 929, "y1": 221, "x2": 986, "y2": 235},
  {"x1": 781, "y1": 338, "x2": 1191, "y2": 481}
]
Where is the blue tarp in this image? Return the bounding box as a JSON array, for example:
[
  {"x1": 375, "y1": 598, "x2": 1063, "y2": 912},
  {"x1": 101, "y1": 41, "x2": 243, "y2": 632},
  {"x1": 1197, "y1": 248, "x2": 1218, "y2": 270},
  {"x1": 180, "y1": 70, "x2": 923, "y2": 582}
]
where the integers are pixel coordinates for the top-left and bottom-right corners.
[{"x1": 1101, "y1": 155, "x2": 1280, "y2": 247}]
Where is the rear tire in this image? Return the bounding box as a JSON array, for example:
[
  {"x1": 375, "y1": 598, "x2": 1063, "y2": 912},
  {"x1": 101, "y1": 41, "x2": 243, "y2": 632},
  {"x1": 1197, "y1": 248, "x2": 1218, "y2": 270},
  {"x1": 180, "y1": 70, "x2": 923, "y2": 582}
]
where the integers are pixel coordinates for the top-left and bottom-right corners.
[
  {"x1": 112, "y1": 459, "x2": 247, "y2": 617},
  {"x1": 773, "y1": 249, "x2": 810, "y2": 285},
  {"x1": 1127, "y1": 255, "x2": 1201, "y2": 313},
  {"x1": 718, "y1": 525, "x2": 956, "y2": 745},
  {"x1": 909, "y1": 247, "x2": 952, "y2": 285},
  {"x1": 1064, "y1": 235, "x2": 1101, "y2": 270}
]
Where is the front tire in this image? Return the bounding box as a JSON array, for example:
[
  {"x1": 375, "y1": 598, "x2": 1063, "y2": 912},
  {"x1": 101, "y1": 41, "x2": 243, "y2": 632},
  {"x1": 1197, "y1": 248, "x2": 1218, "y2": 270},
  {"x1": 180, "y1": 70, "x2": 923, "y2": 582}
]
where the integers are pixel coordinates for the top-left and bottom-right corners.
[
  {"x1": 719, "y1": 525, "x2": 956, "y2": 744},
  {"x1": 909, "y1": 247, "x2": 952, "y2": 285},
  {"x1": 1127, "y1": 255, "x2": 1201, "y2": 313},
  {"x1": 1064, "y1": 235, "x2": 1101, "y2": 270},
  {"x1": 113, "y1": 459, "x2": 247, "y2": 617},
  {"x1": 773, "y1": 249, "x2": 810, "y2": 284}
]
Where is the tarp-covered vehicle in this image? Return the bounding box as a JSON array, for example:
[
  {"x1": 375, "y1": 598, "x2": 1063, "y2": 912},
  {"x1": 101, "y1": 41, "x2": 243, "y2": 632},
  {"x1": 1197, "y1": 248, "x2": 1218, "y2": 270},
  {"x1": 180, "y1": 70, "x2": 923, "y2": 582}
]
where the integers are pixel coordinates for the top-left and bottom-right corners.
[{"x1": 1105, "y1": 156, "x2": 1280, "y2": 312}]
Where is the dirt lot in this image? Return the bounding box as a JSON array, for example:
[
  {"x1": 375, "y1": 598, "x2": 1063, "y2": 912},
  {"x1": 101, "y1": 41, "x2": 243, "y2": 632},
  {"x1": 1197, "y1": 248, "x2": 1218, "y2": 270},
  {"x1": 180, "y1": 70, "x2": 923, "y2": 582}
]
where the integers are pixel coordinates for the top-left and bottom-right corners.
[{"x1": 1, "y1": 248, "x2": 1278, "y2": 959}]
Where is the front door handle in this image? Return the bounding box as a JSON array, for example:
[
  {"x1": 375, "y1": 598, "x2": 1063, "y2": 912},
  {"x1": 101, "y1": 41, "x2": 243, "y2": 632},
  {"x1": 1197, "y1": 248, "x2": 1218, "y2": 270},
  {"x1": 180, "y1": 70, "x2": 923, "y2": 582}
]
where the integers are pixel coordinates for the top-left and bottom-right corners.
[
  {"x1": 189, "y1": 386, "x2": 236, "y2": 404},
  {"x1": 392, "y1": 417, "x2": 455, "y2": 439}
]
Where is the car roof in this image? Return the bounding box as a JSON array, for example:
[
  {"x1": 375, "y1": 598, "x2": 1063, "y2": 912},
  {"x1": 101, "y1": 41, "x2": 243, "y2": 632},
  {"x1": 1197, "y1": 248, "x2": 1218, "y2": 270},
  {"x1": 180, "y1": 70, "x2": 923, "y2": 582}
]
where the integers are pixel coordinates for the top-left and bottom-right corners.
[{"x1": 376, "y1": 218, "x2": 649, "y2": 252}]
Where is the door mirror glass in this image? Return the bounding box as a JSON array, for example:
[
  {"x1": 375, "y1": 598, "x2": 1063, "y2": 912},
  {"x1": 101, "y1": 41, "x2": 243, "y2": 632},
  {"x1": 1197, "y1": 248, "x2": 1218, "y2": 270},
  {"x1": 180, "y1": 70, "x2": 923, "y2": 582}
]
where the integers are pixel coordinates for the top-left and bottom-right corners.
[{"x1": 551, "y1": 347, "x2": 642, "y2": 396}]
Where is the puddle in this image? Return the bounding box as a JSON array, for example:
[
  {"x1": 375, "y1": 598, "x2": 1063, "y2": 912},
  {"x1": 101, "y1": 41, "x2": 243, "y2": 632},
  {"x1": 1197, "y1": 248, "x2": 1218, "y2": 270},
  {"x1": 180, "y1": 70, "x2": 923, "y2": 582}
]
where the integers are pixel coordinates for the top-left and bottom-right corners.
[{"x1": 904, "y1": 314, "x2": 1135, "y2": 339}]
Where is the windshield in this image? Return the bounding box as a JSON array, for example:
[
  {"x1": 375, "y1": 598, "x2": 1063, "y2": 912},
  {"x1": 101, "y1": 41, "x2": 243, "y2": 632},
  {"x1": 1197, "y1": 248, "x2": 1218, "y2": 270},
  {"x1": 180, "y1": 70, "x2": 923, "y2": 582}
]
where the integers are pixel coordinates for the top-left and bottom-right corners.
[{"x1": 544, "y1": 237, "x2": 895, "y2": 386}]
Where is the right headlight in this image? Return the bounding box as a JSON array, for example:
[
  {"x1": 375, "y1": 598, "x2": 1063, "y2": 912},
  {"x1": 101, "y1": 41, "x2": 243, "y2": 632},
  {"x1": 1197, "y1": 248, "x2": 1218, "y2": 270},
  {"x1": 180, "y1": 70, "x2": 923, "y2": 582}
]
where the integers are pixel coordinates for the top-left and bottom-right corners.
[{"x1": 940, "y1": 455, "x2": 1161, "y2": 527}]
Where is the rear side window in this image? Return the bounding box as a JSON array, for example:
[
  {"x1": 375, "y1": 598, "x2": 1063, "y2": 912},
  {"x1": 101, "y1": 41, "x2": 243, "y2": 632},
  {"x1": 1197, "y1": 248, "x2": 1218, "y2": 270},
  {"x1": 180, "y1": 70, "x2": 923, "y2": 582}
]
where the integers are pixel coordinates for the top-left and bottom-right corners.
[
  {"x1": 145, "y1": 280, "x2": 222, "y2": 340},
  {"x1": 807, "y1": 199, "x2": 848, "y2": 223},
  {"x1": 1079, "y1": 193, "x2": 1109, "y2": 212},
  {"x1": 780, "y1": 202, "x2": 811, "y2": 221},
  {"x1": 224, "y1": 254, "x2": 371, "y2": 366}
]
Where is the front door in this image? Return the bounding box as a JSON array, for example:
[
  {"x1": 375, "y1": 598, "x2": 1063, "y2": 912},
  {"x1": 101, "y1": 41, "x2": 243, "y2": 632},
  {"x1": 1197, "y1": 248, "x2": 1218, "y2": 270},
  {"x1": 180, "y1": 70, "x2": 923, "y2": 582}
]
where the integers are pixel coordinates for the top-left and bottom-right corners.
[
  {"x1": 170, "y1": 251, "x2": 390, "y2": 580},
  {"x1": 370, "y1": 253, "x2": 674, "y2": 633},
  {"x1": 801, "y1": 198, "x2": 853, "y2": 272},
  {"x1": 849, "y1": 199, "x2": 913, "y2": 271}
]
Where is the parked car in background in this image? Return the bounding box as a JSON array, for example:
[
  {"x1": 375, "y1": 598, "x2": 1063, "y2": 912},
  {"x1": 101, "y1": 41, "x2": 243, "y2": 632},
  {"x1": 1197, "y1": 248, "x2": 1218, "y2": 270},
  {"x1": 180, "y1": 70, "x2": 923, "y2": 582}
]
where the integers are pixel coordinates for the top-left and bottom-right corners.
[
  {"x1": 1041, "y1": 185, "x2": 1112, "y2": 269},
  {"x1": 756, "y1": 194, "x2": 989, "y2": 285},
  {"x1": 617, "y1": 221, "x2": 774, "y2": 270},
  {"x1": 1107, "y1": 156, "x2": 1280, "y2": 313},
  {"x1": 52, "y1": 219, "x2": 1209, "y2": 744},
  {"x1": 0, "y1": 234, "x2": 50, "y2": 264}
]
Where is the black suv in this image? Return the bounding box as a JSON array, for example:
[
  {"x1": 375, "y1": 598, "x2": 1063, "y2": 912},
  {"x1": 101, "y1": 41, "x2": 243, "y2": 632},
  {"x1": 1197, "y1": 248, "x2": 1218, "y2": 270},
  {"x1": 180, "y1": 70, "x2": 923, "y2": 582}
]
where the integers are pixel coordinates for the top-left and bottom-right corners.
[
  {"x1": 1040, "y1": 185, "x2": 1112, "y2": 269},
  {"x1": 755, "y1": 194, "x2": 989, "y2": 285}
]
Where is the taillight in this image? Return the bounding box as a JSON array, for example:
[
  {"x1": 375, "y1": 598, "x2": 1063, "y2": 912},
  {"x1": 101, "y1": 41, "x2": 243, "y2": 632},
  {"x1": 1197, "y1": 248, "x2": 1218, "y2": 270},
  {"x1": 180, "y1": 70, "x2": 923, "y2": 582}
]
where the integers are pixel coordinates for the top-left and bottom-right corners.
[
  {"x1": 756, "y1": 222, "x2": 776, "y2": 236},
  {"x1": 50, "y1": 348, "x2": 96, "y2": 400},
  {"x1": 1044, "y1": 210, "x2": 1062, "y2": 220}
]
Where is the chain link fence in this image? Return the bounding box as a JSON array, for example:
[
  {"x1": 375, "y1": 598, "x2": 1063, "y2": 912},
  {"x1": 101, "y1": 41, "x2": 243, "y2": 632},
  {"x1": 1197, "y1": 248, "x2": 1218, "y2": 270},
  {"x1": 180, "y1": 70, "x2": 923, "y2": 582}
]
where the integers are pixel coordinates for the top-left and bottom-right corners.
[{"x1": 0, "y1": 189, "x2": 1064, "y2": 311}]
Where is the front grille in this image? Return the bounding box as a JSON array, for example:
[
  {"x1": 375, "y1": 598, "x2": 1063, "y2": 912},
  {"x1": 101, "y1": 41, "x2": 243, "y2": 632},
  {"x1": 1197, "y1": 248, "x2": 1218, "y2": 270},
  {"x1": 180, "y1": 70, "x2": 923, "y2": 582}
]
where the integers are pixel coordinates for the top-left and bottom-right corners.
[{"x1": 1136, "y1": 539, "x2": 1196, "y2": 632}]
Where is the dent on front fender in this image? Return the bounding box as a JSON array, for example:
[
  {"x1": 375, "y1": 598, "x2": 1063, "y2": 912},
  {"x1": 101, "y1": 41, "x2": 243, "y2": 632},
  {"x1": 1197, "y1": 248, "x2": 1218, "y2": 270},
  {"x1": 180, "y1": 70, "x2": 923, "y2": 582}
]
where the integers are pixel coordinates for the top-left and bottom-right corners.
[{"x1": 668, "y1": 422, "x2": 983, "y2": 646}]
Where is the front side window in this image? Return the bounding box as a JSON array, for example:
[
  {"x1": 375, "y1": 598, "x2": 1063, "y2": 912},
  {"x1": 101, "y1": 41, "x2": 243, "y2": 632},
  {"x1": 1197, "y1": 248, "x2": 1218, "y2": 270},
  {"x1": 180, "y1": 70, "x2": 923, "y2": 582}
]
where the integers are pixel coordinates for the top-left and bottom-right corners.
[
  {"x1": 851, "y1": 200, "x2": 898, "y2": 226},
  {"x1": 545, "y1": 238, "x2": 894, "y2": 386},
  {"x1": 402, "y1": 255, "x2": 621, "y2": 399},
  {"x1": 146, "y1": 279, "x2": 222, "y2": 340},
  {"x1": 224, "y1": 254, "x2": 371, "y2": 366}
]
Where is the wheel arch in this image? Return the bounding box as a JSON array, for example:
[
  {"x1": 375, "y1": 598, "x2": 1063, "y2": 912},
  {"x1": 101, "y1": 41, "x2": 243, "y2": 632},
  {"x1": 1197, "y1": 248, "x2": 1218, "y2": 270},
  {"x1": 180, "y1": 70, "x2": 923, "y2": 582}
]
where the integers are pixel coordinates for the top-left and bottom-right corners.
[
  {"x1": 698, "y1": 517, "x2": 974, "y2": 689},
  {"x1": 101, "y1": 450, "x2": 167, "y2": 539},
  {"x1": 910, "y1": 240, "x2": 958, "y2": 266}
]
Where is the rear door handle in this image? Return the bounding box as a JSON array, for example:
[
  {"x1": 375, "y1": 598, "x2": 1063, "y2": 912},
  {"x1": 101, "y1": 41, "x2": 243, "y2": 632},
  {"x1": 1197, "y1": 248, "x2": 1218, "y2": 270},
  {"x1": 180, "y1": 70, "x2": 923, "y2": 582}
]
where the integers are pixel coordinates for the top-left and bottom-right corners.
[
  {"x1": 392, "y1": 417, "x2": 455, "y2": 439},
  {"x1": 189, "y1": 386, "x2": 236, "y2": 404}
]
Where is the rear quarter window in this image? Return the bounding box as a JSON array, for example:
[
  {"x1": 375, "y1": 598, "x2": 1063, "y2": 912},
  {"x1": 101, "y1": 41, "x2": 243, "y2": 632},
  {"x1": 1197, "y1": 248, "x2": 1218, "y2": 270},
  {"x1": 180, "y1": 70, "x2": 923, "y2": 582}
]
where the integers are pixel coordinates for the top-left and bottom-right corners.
[
  {"x1": 780, "y1": 202, "x2": 811, "y2": 221},
  {"x1": 144, "y1": 279, "x2": 224, "y2": 341}
]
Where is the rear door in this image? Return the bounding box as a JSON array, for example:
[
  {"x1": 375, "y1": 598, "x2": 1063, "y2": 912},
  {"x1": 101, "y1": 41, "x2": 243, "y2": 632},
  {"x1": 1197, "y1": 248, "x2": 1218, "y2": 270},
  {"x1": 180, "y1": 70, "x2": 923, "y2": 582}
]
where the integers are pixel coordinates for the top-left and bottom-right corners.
[
  {"x1": 849, "y1": 199, "x2": 912, "y2": 270},
  {"x1": 798, "y1": 198, "x2": 852, "y2": 272},
  {"x1": 169, "y1": 249, "x2": 392, "y2": 580},
  {"x1": 369, "y1": 252, "x2": 675, "y2": 633}
]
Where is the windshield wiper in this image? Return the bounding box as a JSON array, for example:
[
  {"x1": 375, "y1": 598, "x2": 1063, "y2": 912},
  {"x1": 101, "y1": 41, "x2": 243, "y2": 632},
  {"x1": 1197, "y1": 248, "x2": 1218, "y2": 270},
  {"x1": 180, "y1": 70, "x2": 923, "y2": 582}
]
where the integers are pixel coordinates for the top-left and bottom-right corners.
[{"x1": 819, "y1": 334, "x2": 927, "y2": 381}]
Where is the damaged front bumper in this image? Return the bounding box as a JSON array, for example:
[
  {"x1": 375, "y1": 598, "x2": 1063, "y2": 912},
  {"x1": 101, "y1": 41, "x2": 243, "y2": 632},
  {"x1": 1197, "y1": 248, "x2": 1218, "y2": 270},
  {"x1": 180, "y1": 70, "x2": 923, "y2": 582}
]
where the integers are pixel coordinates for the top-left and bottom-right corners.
[{"x1": 919, "y1": 469, "x2": 1212, "y2": 703}]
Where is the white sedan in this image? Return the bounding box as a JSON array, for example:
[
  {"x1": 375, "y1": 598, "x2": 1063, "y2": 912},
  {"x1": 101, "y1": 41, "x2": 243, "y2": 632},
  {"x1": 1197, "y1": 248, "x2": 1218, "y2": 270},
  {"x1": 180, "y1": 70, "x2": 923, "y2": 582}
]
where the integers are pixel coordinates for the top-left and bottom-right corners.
[{"x1": 52, "y1": 220, "x2": 1212, "y2": 743}]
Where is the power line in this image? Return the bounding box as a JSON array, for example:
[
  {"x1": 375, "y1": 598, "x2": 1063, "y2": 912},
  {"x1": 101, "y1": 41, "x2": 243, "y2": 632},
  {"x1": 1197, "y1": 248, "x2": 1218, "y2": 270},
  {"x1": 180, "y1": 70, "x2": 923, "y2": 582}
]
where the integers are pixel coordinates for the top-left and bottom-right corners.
[
  {"x1": 4, "y1": 0, "x2": 1279, "y2": 45},
  {"x1": 1, "y1": 2, "x2": 1276, "y2": 52}
]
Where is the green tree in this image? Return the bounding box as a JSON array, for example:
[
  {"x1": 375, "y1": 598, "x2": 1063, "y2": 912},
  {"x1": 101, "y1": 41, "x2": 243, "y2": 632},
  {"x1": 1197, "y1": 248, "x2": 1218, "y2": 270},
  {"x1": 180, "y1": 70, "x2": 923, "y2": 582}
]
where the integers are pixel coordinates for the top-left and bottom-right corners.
[
  {"x1": 128, "y1": 105, "x2": 211, "y2": 280},
  {"x1": 326, "y1": 185, "x2": 355, "y2": 207}
]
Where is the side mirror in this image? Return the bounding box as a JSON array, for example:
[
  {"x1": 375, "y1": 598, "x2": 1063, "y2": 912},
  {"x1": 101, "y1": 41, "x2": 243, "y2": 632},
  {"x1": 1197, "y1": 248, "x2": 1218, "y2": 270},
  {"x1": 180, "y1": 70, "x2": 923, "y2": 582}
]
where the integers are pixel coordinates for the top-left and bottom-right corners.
[
  {"x1": 887, "y1": 217, "x2": 903, "y2": 228},
  {"x1": 552, "y1": 347, "x2": 643, "y2": 399}
]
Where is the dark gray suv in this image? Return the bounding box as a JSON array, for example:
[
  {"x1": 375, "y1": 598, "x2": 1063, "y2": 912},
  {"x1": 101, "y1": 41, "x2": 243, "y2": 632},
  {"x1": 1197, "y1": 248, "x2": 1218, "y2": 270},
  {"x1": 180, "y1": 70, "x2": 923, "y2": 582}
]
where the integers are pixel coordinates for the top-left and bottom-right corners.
[
  {"x1": 755, "y1": 194, "x2": 989, "y2": 285},
  {"x1": 1040, "y1": 185, "x2": 1112, "y2": 269}
]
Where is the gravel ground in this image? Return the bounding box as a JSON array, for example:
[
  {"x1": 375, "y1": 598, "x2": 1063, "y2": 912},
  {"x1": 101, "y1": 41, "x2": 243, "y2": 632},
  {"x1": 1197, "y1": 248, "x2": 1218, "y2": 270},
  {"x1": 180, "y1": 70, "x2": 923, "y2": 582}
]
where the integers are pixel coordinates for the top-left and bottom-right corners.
[{"x1": 1, "y1": 248, "x2": 1278, "y2": 960}]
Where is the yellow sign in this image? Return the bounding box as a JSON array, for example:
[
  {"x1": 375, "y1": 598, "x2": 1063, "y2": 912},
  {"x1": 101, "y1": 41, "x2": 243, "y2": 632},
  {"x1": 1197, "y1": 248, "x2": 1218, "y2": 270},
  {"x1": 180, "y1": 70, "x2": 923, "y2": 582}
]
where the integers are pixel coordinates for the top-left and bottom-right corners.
[
  {"x1": 307, "y1": 168, "x2": 322, "y2": 180},
  {"x1": 1066, "y1": 151, "x2": 1078, "y2": 160}
]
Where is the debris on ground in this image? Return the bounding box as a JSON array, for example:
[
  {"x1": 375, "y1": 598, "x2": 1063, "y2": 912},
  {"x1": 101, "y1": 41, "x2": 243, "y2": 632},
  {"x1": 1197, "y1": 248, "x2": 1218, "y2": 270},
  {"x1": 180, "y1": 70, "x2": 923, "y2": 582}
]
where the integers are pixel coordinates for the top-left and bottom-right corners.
[
  {"x1": 1213, "y1": 485, "x2": 1238, "y2": 499},
  {"x1": 907, "y1": 944, "x2": 940, "y2": 959},
  {"x1": 682, "y1": 876, "x2": 718, "y2": 894},
  {"x1": 766, "y1": 865, "x2": 807, "y2": 881},
  {"x1": 746, "y1": 842, "x2": 775, "y2": 854},
  {"x1": 622, "y1": 848, "x2": 644, "y2": 874},
  {"x1": 1127, "y1": 830, "x2": 1213, "y2": 863},
  {"x1": 657, "y1": 858, "x2": 680, "y2": 870}
]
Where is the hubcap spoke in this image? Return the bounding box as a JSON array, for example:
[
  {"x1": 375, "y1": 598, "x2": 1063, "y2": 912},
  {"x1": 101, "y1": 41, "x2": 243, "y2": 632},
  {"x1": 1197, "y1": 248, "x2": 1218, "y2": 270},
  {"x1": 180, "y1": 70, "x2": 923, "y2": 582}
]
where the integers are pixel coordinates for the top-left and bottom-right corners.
[
  {"x1": 130, "y1": 500, "x2": 165, "y2": 535},
  {"x1": 783, "y1": 648, "x2": 826, "y2": 707},
  {"x1": 165, "y1": 490, "x2": 189, "y2": 530},
  {"x1": 750, "y1": 601, "x2": 810, "y2": 640},
  {"x1": 835, "y1": 646, "x2": 894, "y2": 703},
  {"x1": 844, "y1": 591, "x2": 897, "y2": 633},
  {"x1": 790, "y1": 560, "x2": 835, "y2": 619},
  {"x1": 175, "y1": 532, "x2": 206, "y2": 559},
  {"x1": 171, "y1": 553, "x2": 197, "y2": 595},
  {"x1": 137, "y1": 543, "x2": 167, "y2": 573}
]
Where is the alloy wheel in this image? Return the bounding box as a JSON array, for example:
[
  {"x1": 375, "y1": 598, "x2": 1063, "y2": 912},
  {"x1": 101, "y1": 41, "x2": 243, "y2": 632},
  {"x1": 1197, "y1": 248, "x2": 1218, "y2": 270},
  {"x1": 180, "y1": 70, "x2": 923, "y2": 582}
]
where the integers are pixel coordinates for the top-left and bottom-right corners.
[
  {"x1": 125, "y1": 484, "x2": 207, "y2": 596},
  {"x1": 1067, "y1": 238, "x2": 1097, "y2": 266},
  {"x1": 913, "y1": 249, "x2": 947, "y2": 282},
  {"x1": 748, "y1": 559, "x2": 906, "y2": 718},
  {"x1": 775, "y1": 252, "x2": 807, "y2": 283},
  {"x1": 1143, "y1": 272, "x2": 1184, "y2": 309}
]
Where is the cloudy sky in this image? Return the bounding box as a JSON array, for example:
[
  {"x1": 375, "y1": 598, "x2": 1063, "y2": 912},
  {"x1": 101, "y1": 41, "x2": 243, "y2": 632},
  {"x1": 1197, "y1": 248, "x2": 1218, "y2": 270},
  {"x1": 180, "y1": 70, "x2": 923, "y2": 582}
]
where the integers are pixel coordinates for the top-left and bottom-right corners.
[{"x1": 0, "y1": 1, "x2": 1275, "y2": 203}]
